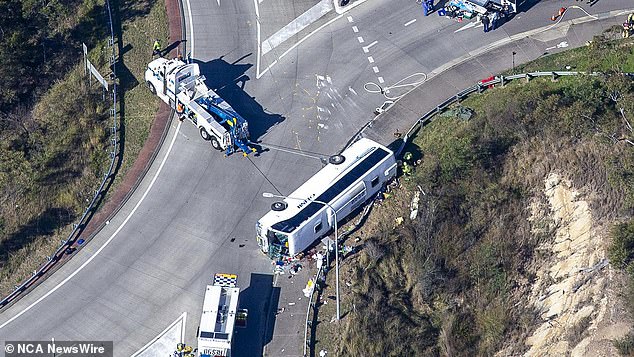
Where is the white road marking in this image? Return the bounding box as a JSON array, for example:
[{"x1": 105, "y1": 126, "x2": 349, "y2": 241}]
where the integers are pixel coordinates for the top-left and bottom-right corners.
[
  {"x1": 257, "y1": 13, "x2": 344, "y2": 78},
  {"x1": 216, "y1": 0, "x2": 220, "y2": 6},
  {"x1": 373, "y1": 66, "x2": 379, "y2": 73},
  {"x1": 357, "y1": 36, "x2": 364, "y2": 43},
  {"x1": 131, "y1": 312, "x2": 187, "y2": 357},
  {"x1": 261, "y1": 0, "x2": 333, "y2": 55},
  {"x1": 0, "y1": 121, "x2": 184, "y2": 331},
  {"x1": 378, "y1": 76, "x2": 384, "y2": 84},
  {"x1": 362, "y1": 40, "x2": 377, "y2": 53},
  {"x1": 254, "y1": 0, "x2": 262, "y2": 77},
  {"x1": 367, "y1": 56, "x2": 374, "y2": 63},
  {"x1": 404, "y1": 19, "x2": 417, "y2": 27},
  {"x1": 352, "y1": 26, "x2": 359, "y2": 33},
  {"x1": 454, "y1": 20, "x2": 481, "y2": 33},
  {"x1": 347, "y1": 16, "x2": 353, "y2": 22},
  {"x1": 185, "y1": 0, "x2": 195, "y2": 56},
  {"x1": 545, "y1": 41, "x2": 569, "y2": 50},
  {"x1": 348, "y1": 86, "x2": 358, "y2": 95}
]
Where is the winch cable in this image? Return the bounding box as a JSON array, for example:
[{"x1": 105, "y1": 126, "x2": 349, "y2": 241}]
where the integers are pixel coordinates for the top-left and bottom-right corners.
[{"x1": 363, "y1": 72, "x2": 428, "y2": 101}]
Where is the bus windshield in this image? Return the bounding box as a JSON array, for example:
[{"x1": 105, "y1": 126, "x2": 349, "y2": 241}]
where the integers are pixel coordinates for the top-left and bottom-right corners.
[{"x1": 266, "y1": 229, "x2": 289, "y2": 259}]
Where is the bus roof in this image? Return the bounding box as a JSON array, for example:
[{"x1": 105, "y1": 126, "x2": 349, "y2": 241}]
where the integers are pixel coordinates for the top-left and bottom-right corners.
[{"x1": 259, "y1": 138, "x2": 393, "y2": 233}]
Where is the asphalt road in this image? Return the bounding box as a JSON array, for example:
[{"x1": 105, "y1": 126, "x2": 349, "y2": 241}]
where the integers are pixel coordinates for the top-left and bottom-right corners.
[{"x1": 0, "y1": 0, "x2": 632, "y2": 356}]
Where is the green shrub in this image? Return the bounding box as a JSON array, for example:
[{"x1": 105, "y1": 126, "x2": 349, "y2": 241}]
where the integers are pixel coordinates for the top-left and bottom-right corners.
[{"x1": 608, "y1": 220, "x2": 634, "y2": 269}]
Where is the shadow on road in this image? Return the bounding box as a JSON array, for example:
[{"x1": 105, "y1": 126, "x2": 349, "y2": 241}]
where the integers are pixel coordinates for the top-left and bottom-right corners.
[
  {"x1": 196, "y1": 56, "x2": 285, "y2": 141},
  {"x1": 233, "y1": 273, "x2": 280, "y2": 357}
]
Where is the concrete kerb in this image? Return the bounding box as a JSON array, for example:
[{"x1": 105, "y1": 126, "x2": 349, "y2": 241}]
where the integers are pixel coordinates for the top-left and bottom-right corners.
[{"x1": 0, "y1": 0, "x2": 183, "y2": 313}]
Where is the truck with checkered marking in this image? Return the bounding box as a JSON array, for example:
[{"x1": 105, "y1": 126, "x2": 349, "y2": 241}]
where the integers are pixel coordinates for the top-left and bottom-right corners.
[{"x1": 197, "y1": 274, "x2": 247, "y2": 357}]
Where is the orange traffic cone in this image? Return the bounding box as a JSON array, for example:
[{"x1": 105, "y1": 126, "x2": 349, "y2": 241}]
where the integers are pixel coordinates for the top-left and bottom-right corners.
[
  {"x1": 551, "y1": 14, "x2": 558, "y2": 21},
  {"x1": 559, "y1": 7, "x2": 566, "y2": 16}
]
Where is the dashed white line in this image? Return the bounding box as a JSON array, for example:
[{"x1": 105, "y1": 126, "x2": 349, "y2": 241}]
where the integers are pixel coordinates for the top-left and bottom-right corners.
[
  {"x1": 362, "y1": 40, "x2": 378, "y2": 53},
  {"x1": 378, "y1": 77, "x2": 385, "y2": 84},
  {"x1": 347, "y1": 16, "x2": 353, "y2": 22},
  {"x1": 352, "y1": 26, "x2": 359, "y2": 33},
  {"x1": 372, "y1": 66, "x2": 379, "y2": 73},
  {"x1": 357, "y1": 36, "x2": 364, "y2": 43},
  {"x1": 367, "y1": 56, "x2": 374, "y2": 63},
  {"x1": 404, "y1": 19, "x2": 417, "y2": 26}
]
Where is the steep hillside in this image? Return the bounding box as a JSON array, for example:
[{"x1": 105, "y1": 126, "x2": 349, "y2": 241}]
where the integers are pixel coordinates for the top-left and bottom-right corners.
[
  {"x1": 0, "y1": 0, "x2": 168, "y2": 297},
  {"x1": 315, "y1": 35, "x2": 634, "y2": 356}
]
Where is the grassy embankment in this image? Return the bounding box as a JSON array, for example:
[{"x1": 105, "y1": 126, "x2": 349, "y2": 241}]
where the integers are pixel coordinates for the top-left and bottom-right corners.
[
  {"x1": 313, "y1": 31, "x2": 634, "y2": 356},
  {"x1": 0, "y1": 0, "x2": 168, "y2": 297}
]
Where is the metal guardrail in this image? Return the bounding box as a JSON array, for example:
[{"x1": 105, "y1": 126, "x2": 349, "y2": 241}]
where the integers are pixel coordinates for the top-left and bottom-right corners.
[
  {"x1": 304, "y1": 264, "x2": 324, "y2": 357},
  {"x1": 396, "y1": 71, "x2": 598, "y2": 156},
  {"x1": 317, "y1": 70, "x2": 601, "y2": 351},
  {"x1": 0, "y1": 0, "x2": 119, "y2": 308}
]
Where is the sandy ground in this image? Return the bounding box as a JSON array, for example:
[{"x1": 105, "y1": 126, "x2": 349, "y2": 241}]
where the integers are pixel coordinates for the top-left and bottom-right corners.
[{"x1": 521, "y1": 173, "x2": 630, "y2": 357}]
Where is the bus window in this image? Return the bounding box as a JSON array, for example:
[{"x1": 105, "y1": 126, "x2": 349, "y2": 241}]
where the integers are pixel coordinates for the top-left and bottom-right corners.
[
  {"x1": 371, "y1": 176, "x2": 379, "y2": 187},
  {"x1": 314, "y1": 222, "x2": 322, "y2": 233}
]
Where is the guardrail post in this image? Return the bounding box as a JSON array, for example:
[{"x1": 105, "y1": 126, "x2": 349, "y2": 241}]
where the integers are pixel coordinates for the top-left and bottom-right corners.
[
  {"x1": 551, "y1": 72, "x2": 559, "y2": 82},
  {"x1": 499, "y1": 75, "x2": 505, "y2": 87},
  {"x1": 525, "y1": 73, "x2": 532, "y2": 83}
]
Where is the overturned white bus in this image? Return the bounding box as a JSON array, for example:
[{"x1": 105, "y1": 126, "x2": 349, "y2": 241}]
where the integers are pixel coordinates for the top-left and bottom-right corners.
[{"x1": 256, "y1": 138, "x2": 397, "y2": 259}]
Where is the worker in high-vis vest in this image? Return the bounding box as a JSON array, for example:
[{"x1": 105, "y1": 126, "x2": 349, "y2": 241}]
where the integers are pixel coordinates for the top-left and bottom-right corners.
[
  {"x1": 153, "y1": 39, "x2": 162, "y2": 57},
  {"x1": 625, "y1": 13, "x2": 634, "y2": 38}
]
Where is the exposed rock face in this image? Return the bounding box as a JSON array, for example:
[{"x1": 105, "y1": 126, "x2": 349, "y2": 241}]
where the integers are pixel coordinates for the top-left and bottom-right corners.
[{"x1": 523, "y1": 173, "x2": 629, "y2": 357}]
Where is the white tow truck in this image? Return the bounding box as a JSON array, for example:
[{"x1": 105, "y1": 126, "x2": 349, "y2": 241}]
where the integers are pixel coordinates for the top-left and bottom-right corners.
[
  {"x1": 145, "y1": 58, "x2": 255, "y2": 156},
  {"x1": 197, "y1": 273, "x2": 247, "y2": 357}
]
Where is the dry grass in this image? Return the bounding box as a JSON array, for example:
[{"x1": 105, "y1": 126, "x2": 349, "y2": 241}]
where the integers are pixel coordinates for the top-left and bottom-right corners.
[
  {"x1": 313, "y1": 38, "x2": 634, "y2": 357},
  {"x1": 0, "y1": 0, "x2": 168, "y2": 297}
]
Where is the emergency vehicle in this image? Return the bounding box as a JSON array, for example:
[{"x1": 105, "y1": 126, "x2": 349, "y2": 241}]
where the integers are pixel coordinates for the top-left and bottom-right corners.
[
  {"x1": 145, "y1": 58, "x2": 255, "y2": 156},
  {"x1": 197, "y1": 274, "x2": 247, "y2": 357},
  {"x1": 256, "y1": 138, "x2": 397, "y2": 259}
]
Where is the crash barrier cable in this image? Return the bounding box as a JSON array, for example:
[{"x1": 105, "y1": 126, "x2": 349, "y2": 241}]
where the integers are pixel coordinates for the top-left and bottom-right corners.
[{"x1": 0, "y1": 0, "x2": 119, "y2": 309}]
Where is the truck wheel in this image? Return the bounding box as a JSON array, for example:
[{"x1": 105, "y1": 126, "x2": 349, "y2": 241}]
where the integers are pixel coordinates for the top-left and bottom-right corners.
[
  {"x1": 329, "y1": 154, "x2": 345, "y2": 165},
  {"x1": 147, "y1": 81, "x2": 156, "y2": 94},
  {"x1": 210, "y1": 137, "x2": 221, "y2": 150},
  {"x1": 271, "y1": 201, "x2": 287, "y2": 211},
  {"x1": 200, "y1": 128, "x2": 211, "y2": 141}
]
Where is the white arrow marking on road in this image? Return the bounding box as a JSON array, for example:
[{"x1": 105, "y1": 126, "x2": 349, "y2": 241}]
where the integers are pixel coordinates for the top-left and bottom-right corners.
[
  {"x1": 454, "y1": 20, "x2": 482, "y2": 33},
  {"x1": 545, "y1": 41, "x2": 569, "y2": 50},
  {"x1": 362, "y1": 40, "x2": 378, "y2": 53}
]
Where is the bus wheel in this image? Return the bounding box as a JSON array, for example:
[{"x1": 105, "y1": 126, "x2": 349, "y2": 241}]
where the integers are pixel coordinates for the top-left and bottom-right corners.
[
  {"x1": 271, "y1": 201, "x2": 287, "y2": 211},
  {"x1": 210, "y1": 137, "x2": 221, "y2": 150},
  {"x1": 200, "y1": 128, "x2": 211, "y2": 141},
  {"x1": 329, "y1": 154, "x2": 345, "y2": 165}
]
